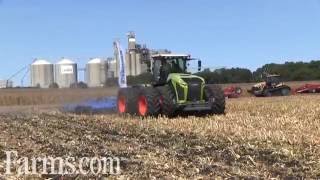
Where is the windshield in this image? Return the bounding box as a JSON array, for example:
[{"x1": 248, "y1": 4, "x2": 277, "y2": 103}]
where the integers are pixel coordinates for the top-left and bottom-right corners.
[
  {"x1": 166, "y1": 58, "x2": 187, "y2": 73},
  {"x1": 153, "y1": 57, "x2": 189, "y2": 83}
]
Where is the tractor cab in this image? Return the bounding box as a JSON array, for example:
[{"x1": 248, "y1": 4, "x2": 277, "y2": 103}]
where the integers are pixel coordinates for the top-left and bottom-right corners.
[
  {"x1": 151, "y1": 54, "x2": 201, "y2": 84},
  {"x1": 264, "y1": 74, "x2": 282, "y2": 88}
]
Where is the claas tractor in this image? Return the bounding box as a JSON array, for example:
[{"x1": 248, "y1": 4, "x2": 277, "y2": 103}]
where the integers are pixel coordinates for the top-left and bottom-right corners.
[
  {"x1": 249, "y1": 74, "x2": 291, "y2": 97},
  {"x1": 117, "y1": 54, "x2": 225, "y2": 117}
]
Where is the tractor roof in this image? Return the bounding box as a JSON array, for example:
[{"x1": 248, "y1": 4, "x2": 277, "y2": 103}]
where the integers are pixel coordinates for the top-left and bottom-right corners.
[
  {"x1": 151, "y1": 54, "x2": 191, "y2": 59},
  {"x1": 266, "y1": 74, "x2": 280, "y2": 77}
]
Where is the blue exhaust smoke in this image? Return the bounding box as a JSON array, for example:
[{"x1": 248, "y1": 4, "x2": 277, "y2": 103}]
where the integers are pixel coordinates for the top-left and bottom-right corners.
[{"x1": 63, "y1": 96, "x2": 117, "y2": 114}]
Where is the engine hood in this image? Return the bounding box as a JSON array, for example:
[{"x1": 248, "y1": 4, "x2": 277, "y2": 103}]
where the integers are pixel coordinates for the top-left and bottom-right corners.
[
  {"x1": 253, "y1": 82, "x2": 266, "y2": 88},
  {"x1": 167, "y1": 73, "x2": 205, "y2": 84}
]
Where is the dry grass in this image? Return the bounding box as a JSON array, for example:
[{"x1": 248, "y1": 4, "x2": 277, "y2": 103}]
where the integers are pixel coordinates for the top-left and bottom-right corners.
[
  {"x1": 0, "y1": 95, "x2": 320, "y2": 178},
  {"x1": 0, "y1": 88, "x2": 118, "y2": 106}
]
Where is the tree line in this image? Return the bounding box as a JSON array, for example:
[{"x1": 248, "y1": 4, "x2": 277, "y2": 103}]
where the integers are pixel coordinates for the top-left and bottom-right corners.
[
  {"x1": 105, "y1": 60, "x2": 320, "y2": 85},
  {"x1": 196, "y1": 60, "x2": 320, "y2": 83},
  {"x1": 253, "y1": 61, "x2": 320, "y2": 82}
]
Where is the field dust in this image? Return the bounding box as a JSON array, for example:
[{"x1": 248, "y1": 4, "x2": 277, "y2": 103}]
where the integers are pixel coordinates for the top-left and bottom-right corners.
[
  {"x1": 0, "y1": 94, "x2": 319, "y2": 179},
  {"x1": 0, "y1": 88, "x2": 117, "y2": 106}
]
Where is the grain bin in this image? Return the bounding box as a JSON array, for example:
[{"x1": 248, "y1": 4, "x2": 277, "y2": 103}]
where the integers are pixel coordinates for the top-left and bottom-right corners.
[
  {"x1": 86, "y1": 58, "x2": 108, "y2": 87},
  {"x1": 135, "y1": 53, "x2": 142, "y2": 75},
  {"x1": 30, "y1": 59, "x2": 54, "y2": 88},
  {"x1": 107, "y1": 71, "x2": 115, "y2": 79},
  {"x1": 107, "y1": 59, "x2": 118, "y2": 78},
  {"x1": 55, "y1": 58, "x2": 77, "y2": 88}
]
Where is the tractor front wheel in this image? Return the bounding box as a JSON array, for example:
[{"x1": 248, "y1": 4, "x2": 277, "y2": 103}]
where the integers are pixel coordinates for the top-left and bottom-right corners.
[
  {"x1": 281, "y1": 88, "x2": 291, "y2": 96},
  {"x1": 204, "y1": 85, "x2": 226, "y2": 115},
  {"x1": 156, "y1": 86, "x2": 177, "y2": 117}
]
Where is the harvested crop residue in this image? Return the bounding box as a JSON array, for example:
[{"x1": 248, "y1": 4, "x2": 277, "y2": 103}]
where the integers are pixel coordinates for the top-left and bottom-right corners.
[{"x1": 0, "y1": 95, "x2": 319, "y2": 179}]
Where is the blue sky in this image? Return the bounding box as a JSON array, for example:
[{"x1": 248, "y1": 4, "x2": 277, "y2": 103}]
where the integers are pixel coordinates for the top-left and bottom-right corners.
[{"x1": 1, "y1": 0, "x2": 320, "y2": 85}]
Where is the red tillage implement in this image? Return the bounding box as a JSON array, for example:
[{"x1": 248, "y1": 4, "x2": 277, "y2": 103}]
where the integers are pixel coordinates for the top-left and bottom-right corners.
[
  {"x1": 224, "y1": 86, "x2": 242, "y2": 98},
  {"x1": 295, "y1": 84, "x2": 320, "y2": 94}
]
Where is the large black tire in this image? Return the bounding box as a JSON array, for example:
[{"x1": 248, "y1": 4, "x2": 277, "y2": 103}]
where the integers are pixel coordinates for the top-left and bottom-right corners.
[
  {"x1": 204, "y1": 85, "x2": 226, "y2": 115},
  {"x1": 263, "y1": 89, "x2": 272, "y2": 97},
  {"x1": 156, "y1": 86, "x2": 177, "y2": 117},
  {"x1": 136, "y1": 87, "x2": 161, "y2": 117},
  {"x1": 281, "y1": 87, "x2": 291, "y2": 96},
  {"x1": 117, "y1": 88, "x2": 139, "y2": 115}
]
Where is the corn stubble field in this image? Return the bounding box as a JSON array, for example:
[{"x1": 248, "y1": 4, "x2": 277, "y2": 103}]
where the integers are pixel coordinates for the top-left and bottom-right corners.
[{"x1": 0, "y1": 87, "x2": 320, "y2": 178}]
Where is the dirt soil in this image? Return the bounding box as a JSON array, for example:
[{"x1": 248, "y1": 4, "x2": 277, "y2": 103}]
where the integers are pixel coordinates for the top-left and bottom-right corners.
[{"x1": 0, "y1": 95, "x2": 320, "y2": 179}]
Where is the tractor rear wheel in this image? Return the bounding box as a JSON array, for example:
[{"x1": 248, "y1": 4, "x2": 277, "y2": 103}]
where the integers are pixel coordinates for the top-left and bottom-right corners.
[
  {"x1": 137, "y1": 87, "x2": 161, "y2": 117},
  {"x1": 204, "y1": 85, "x2": 225, "y2": 115},
  {"x1": 156, "y1": 86, "x2": 177, "y2": 117},
  {"x1": 117, "y1": 88, "x2": 139, "y2": 115},
  {"x1": 281, "y1": 87, "x2": 291, "y2": 96}
]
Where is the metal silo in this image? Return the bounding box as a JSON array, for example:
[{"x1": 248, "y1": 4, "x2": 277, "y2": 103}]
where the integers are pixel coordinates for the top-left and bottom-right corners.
[
  {"x1": 127, "y1": 31, "x2": 136, "y2": 50},
  {"x1": 126, "y1": 31, "x2": 137, "y2": 76},
  {"x1": 86, "y1": 58, "x2": 108, "y2": 87},
  {"x1": 107, "y1": 59, "x2": 118, "y2": 78},
  {"x1": 130, "y1": 51, "x2": 137, "y2": 76},
  {"x1": 107, "y1": 71, "x2": 115, "y2": 79},
  {"x1": 125, "y1": 51, "x2": 132, "y2": 76},
  {"x1": 135, "y1": 53, "x2": 142, "y2": 75},
  {"x1": 54, "y1": 58, "x2": 77, "y2": 88},
  {"x1": 30, "y1": 59, "x2": 54, "y2": 88}
]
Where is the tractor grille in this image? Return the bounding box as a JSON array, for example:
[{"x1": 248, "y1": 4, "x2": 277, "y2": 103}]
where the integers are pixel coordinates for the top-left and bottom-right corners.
[
  {"x1": 176, "y1": 84, "x2": 185, "y2": 101},
  {"x1": 183, "y1": 78, "x2": 203, "y2": 102}
]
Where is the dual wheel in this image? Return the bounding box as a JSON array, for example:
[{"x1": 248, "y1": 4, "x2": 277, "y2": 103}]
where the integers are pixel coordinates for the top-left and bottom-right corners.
[
  {"x1": 117, "y1": 87, "x2": 160, "y2": 117},
  {"x1": 117, "y1": 85, "x2": 225, "y2": 117}
]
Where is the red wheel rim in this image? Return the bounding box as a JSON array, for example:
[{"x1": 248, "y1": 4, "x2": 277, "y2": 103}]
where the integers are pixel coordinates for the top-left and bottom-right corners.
[
  {"x1": 159, "y1": 96, "x2": 164, "y2": 106},
  {"x1": 118, "y1": 96, "x2": 126, "y2": 113},
  {"x1": 138, "y1": 96, "x2": 148, "y2": 116}
]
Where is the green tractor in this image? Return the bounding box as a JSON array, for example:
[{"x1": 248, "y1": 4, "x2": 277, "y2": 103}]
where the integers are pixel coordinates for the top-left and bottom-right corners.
[{"x1": 117, "y1": 54, "x2": 225, "y2": 117}]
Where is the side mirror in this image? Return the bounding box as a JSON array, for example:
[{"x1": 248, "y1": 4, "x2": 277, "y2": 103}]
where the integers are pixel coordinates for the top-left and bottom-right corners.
[{"x1": 198, "y1": 60, "x2": 202, "y2": 72}]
